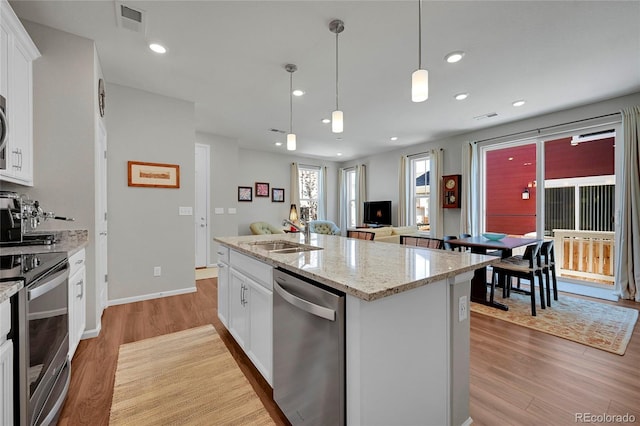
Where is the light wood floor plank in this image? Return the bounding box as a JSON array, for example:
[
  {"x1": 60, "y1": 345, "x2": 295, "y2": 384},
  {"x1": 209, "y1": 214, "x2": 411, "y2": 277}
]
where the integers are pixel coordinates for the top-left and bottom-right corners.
[{"x1": 59, "y1": 279, "x2": 640, "y2": 425}]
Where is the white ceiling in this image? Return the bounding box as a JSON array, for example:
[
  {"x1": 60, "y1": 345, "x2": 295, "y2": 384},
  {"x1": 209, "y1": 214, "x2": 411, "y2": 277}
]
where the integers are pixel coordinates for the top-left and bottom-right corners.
[{"x1": 10, "y1": 0, "x2": 640, "y2": 161}]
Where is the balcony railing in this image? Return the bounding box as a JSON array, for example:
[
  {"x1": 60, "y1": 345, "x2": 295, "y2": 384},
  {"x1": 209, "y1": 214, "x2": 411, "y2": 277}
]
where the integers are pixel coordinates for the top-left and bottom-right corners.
[{"x1": 553, "y1": 229, "x2": 615, "y2": 285}]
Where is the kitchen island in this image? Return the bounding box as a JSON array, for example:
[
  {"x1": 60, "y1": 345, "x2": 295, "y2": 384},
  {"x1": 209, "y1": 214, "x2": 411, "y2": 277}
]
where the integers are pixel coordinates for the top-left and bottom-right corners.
[{"x1": 215, "y1": 233, "x2": 498, "y2": 426}]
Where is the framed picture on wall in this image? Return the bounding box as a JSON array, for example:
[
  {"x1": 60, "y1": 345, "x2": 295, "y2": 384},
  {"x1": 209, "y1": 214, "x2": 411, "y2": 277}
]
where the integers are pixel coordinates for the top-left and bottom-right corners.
[
  {"x1": 128, "y1": 161, "x2": 180, "y2": 188},
  {"x1": 272, "y1": 188, "x2": 284, "y2": 202},
  {"x1": 255, "y1": 182, "x2": 270, "y2": 197},
  {"x1": 238, "y1": 186, "x2": 252, "y2": 202}
]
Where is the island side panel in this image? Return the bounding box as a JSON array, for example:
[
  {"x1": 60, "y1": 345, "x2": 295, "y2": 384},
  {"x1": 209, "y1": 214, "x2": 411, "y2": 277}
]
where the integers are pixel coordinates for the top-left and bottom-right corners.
[
  {"x1": 346, "y1": 278, "x2": 450, "y2": 426},
  {"x1": 449, "y1": 272, "x2": 473, "y2": 426}
]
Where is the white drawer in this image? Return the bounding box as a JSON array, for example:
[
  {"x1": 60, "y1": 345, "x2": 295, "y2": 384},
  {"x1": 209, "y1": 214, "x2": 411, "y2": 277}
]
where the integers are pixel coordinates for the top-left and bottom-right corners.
[
  {"x1": 217, "y1": 245, "x2": 230, "y2": 264},
  {"x1": 230, "y1": 250, "x2": 272, "y2": 290},
  {"x1": 0, "y1": 299, "x2": 11, "y2": 342},
  {"x1": 69, "y1": 249, "x2": 86, "y2": 276}
]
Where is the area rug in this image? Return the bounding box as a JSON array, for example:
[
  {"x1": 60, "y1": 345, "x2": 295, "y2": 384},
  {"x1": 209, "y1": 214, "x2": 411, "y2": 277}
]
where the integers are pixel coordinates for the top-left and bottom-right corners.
[
  {"x1": 109, "y1": 325, "x2": 274, "y2": 425},
  {"x1": 471, "y1": 292, "x2": 638, "y2": 355}
]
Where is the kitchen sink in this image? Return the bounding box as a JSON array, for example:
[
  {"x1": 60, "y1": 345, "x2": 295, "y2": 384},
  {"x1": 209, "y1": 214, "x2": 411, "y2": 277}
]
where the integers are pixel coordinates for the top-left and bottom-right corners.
[{"x1": 248, "y1": 240, "x2": 322, "y2": 253}]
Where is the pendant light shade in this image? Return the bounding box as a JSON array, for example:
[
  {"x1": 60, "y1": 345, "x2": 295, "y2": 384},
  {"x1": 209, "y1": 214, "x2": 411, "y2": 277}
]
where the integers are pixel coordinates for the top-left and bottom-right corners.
[
  {"x1": 287, "y1": 133, "x2": 296, "y2": 151},
  {"x1": 329, "y1": 19, "x2": 344, "y2": 134},
  {"x1": 331, "y1": 110, "x2": 343, "y2": 133},
  {"x1": 412, "y1": 69, "x2": 429, "y2": 102},
  {"x1": 285, "y1": 64, "x2": 297, "y2": 151},
  {"x1": 412, "y1": 0, "x2": 429, "y2": 103}
]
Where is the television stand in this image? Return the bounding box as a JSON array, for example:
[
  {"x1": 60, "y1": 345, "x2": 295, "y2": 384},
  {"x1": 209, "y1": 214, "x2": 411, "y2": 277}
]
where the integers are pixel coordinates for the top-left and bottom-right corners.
[{"x1": 356, "y1": 224, "x2": 389, "y2": 229}]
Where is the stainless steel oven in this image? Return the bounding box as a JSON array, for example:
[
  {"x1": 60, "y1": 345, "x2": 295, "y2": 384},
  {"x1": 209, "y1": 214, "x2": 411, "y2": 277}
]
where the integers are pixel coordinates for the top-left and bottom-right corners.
[
  {"x1": 0, "y1": 94, "x2": 7, "y2": 170},
  {"x1": 3, "y1": 252, "x2": 71, "y2": 426}
]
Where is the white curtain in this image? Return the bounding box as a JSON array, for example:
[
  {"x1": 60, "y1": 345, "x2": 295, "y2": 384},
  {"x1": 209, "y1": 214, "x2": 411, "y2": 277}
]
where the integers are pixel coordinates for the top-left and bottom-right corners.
[
  {"x1": 356, "y1": 165, "x2": 367, "y2": 226},
  {"x1": 460, "y1": 142, "x2": 478, "y2": 236},
  {"x1": 338, "y1": 168, "x2": 347, "y2": 234},
  {"x1": 398, "y1": 156, "x2": 408, "y2": 226},
  {"x1": 615, "y1": 106, "x2": 640, "y2": 301},
  {"x1": 290, "y1": 162, "x2": 300, "y2": 217},
  {"x1": 429, "y1": 149, "x2": 444, "y2": 238},
  {"x1": 318, "y1": 166, "x2": 328, "y2": 220}
]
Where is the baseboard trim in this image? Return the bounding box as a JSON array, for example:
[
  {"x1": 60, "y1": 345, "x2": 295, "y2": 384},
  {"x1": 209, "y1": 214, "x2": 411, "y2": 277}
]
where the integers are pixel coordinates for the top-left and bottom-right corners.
[
  {"x1": 81, "y1": 323, "x2": 101, "y2": 339},
  {"x1": 462, "y1": 416, "x2": 473, "y2": 426},
  {"x1": 107, "y1": 287, "x2": 197, "y2": 307}
]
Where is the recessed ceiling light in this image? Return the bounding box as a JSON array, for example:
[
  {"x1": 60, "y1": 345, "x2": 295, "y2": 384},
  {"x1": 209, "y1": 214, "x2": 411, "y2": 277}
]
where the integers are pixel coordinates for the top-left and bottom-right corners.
[
  {"x1": 337, "y1": 152, "x2": 343, "y2": 156},
  {"x1": 321, "y1": 118, "x2": 331, "y2": 124},
  {"x1": 445, "y1": 51, "x2": 465, "y2": 63},
  {"x1": 274, "y1": 142, "x2": 283, "y2": 146},
  {"x1": 292, "y1": 90, "x2": 305, "y2": 97},
  {"x1": 454, "y1": 93, "x2": 469, "y2": 100},
  {"x1": 390, "y1": 136, "x2": 398, "y2": 141},
  {"x1": 512, "y1": 100, "x2": 526, "y2": 107},
  {"x1": 149, "y1": 43, "x2": 166, "y2": 54}
]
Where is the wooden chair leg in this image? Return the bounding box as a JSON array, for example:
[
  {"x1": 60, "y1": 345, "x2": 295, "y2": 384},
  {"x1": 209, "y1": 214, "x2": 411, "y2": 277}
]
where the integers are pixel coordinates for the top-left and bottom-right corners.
[
  {"x1": 544, "y1": 267, "x2": 552, "y2": 307},
  {"x1": 530, "y1": 274, "x2": 537, "y2": 316},
  {"x1": 537, "y1": 271, "x2": 546, "y2": 309},
  {"x1": 551, "y1": 265, "x2": 558, "y2": 301}
]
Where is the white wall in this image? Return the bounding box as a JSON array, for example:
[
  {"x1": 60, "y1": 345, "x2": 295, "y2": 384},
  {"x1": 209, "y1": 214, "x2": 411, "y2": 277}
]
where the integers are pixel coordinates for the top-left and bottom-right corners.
[
  {"x1": 106, "y1": 83, "x2": 196, "y2": 303},
  {"x1": 341, "y1": 92, "x2": 640, "y2": 236}
]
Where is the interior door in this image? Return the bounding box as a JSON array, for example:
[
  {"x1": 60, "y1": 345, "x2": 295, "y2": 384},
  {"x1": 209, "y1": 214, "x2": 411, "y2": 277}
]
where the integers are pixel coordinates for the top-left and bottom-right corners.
[
  {"x1": 194, "y1": 143, "x2": 210, "y2": 268},
  {"x1": 96, "y1": 118, "x2": 108, "y2": 314}
]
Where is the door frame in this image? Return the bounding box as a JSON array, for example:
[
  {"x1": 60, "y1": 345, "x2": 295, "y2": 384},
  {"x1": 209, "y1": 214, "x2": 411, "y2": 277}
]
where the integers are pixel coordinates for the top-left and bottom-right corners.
[{"x1": 195, "y1": 142, "x2": 211, "y2": 267}]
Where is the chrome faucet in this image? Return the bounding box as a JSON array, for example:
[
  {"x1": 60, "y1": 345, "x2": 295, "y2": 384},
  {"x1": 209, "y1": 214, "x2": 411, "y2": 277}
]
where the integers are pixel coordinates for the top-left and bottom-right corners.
[{"x1": 283, "y1": 219, "x2": 310, "y2": 242}]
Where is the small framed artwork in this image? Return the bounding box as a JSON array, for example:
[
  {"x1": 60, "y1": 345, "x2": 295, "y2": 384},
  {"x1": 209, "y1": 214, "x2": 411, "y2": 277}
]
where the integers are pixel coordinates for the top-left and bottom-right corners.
[
  {"x1": 272, "y1": 188, "x2": 285, "y2": 202},
  {"x1": 238, "y1": 186, "x2": 253, "y2": 202},
  {"x1": 128, "y1": 161, "x2": 180, "y2": 188},
  {"x1": 255, "y1": 182, "x2": 270, "y2": 197}
]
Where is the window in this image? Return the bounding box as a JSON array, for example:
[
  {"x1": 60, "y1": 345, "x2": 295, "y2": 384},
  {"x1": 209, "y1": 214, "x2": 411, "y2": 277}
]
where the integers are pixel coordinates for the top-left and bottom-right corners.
[
  {"x1": 410, "y1": 155, "x2": 430, "y2": 229},
  {"x1": 344, "y1": 168, "x2": 356, "y2": 228},
  {"x1": 298, "y1": 165, "x2": 320, "y2": 221}
]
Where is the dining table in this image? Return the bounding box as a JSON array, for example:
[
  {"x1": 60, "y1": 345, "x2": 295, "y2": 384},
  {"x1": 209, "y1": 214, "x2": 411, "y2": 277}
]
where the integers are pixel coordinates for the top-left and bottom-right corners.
[{"x1": 448, "y1": 235, "x2": 541, "y2": 310}]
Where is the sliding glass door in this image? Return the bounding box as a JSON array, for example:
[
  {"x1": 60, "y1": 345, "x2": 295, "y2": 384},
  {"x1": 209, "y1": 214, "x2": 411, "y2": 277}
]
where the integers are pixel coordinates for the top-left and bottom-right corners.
[{"x1": 479, "y1": 122, "x2": 620, "y2": 288}]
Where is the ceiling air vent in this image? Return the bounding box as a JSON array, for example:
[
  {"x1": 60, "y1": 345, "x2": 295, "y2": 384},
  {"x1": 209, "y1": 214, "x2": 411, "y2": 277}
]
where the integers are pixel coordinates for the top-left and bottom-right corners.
[
  {"x1": 115, "y1": 2, "x2": 146, "y2": 34},
  {"x1": 269, "y1": 128, "x2": 287, "y2": 134},
  {"x1": 474, "y1": 112, "x2": 498, "y2": 121}
]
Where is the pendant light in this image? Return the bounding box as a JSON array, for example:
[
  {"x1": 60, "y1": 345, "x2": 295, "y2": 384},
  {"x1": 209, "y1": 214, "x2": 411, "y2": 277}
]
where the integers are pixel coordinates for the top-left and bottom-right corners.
[
  {"x1": 329, "y1": 19, "x2": 344, "y2": 133},
  {"x1": 412, "y1": 0, "x2": 428, "y2": 102},
  {"x1": 285, "y1": 64, "x2": 297, "y2": 151}
]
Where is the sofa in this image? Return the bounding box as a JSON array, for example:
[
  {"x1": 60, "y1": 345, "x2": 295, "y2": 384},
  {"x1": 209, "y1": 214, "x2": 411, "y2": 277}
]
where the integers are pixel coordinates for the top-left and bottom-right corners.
[{"x1": 363, "y1": 225, "x2": 420, "y2": 244}]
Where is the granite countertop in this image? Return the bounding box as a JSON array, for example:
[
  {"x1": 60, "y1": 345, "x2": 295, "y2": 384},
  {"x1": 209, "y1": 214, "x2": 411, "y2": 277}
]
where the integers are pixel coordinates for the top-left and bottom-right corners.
[
  {"x1": 215, "y1": 233, "x2": 499, "y2": 301},
  {"x1": 0, "y1": 230, "x2": 89, "y2": 303}
]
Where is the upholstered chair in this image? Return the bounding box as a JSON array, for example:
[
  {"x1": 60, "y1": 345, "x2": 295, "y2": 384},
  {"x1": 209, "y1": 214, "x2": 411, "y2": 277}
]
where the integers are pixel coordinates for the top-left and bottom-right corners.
[
  {"x1": 307, "y1": 220, "x2": 340, "y2": 235},
  {"x1": 249, "y1": 222, "x2": 285, "y2": 235}
]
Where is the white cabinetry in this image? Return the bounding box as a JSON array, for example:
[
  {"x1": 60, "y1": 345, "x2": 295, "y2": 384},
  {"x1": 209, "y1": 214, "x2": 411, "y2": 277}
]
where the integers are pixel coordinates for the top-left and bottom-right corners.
[
  {"x1": 225, "y1": 250, "x2": 273, "y2": 386},
  {"x1": 216, "y1": 246, "x2": 229, "y2": 327},
  {"x1": 0, "y1": 298, "x2": 13, "y2": 425},
  {"x1": 68, "y1": 249, "x2": 86, "y2": 360},
  {"x1": 0, "y1": 0, "x2": 40, "y2": 186}
]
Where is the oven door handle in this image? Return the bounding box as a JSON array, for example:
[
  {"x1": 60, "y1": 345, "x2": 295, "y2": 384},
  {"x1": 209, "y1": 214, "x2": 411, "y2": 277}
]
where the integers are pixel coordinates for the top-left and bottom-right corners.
[
  {"x1": 28, "y1": 263, "x2": 70, "y2": 301},
  {"x1": 0, "y1": 105, "x2": 7, "y2": 153}
]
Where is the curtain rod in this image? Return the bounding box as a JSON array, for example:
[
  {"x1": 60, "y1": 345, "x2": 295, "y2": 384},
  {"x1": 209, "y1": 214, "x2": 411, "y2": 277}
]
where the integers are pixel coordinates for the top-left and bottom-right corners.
[
  {"x1": 473, "y1": 112, "x2": 621, "y2": 144},
  {"x1": 408, "y1": 148, "x2": 444, "y2": 158}
]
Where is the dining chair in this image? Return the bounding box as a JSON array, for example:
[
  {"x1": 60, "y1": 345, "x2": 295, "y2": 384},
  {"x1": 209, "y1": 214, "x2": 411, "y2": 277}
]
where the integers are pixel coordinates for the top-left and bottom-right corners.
[
  {"x1": 540, "y1": 240, "x2": 558, "y2": 306},
  {"x1": 347, "y1": 230, "x2": 375, "y2": 241},
  {"x1": 400, "y1": 235, "x2": 444, "y2": 250},
  {"x1": 491, "y1": 241, "x2": 545, "y2": 316},
  {"x1": 459, "y1": 233, "x2": 472, "y2": 239},
  {"x1": 443, "y1": 235, "x2": 460, "y2": 251}
]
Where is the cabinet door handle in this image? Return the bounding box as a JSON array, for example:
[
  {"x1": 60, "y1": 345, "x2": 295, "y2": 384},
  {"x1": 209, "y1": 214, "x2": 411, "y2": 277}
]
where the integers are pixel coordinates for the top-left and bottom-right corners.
[{"x1": 76, "y1": 279, "x2": 84, "y2": 298}]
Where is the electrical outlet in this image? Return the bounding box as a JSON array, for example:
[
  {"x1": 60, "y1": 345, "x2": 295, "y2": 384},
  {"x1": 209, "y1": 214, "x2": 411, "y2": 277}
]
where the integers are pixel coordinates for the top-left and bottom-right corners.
[
  {"x1": 153, "y1": 266, "x2": 161, "y2": 277},
  {"x1": 458, "y1": 295, "x2": 468, "y2": 322}
]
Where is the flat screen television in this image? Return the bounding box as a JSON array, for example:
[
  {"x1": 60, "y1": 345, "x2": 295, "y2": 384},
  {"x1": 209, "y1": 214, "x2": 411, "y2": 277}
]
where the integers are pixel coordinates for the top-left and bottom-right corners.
[{"x1": 363, "y1": 200, "x2": 392, "y2": 226}]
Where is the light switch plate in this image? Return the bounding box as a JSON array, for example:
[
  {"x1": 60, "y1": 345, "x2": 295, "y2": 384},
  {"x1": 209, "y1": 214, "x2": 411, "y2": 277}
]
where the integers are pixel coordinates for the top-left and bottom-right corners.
[
  {"x1": 214, "y1": 208, "x2": 224, "y2": 215},
  {"x1": 228, "y1": 208, "x2": 237, "y2": 214},
  {"x1": 179, "y1": 206, "x2": 193, "y2": 216}
]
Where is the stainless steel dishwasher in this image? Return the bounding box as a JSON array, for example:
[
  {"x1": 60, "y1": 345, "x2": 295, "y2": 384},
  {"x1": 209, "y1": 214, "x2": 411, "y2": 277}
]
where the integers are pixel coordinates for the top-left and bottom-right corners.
[{"x1": 273, "y1": 268, "x2": 345, "y2": 426}]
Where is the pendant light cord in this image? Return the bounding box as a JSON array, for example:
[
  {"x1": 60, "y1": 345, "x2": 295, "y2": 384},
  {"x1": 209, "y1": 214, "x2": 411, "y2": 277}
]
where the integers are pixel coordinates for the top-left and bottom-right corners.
[
  {"x1": 418, "y1": 0, "x2": 422, "y2": 69},
  {"x1": 289, "y1": 72, "x2": 293, "y2": 133},
  {"x1": 335, "y1": 31, "x2": 339, "y2": 110}
]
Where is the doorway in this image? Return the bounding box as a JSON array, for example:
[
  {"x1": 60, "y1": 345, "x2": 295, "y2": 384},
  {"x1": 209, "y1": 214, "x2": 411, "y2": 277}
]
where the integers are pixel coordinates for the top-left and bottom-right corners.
[{"x1": 195, "y1": 143, "x2": 210, "y2": 268}]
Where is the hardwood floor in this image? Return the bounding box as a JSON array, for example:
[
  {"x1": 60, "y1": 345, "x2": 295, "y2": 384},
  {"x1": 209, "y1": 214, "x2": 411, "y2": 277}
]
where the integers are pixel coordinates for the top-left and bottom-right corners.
[{"x1": 59, "y1": 279, "x2": 640, "y2": 426}]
